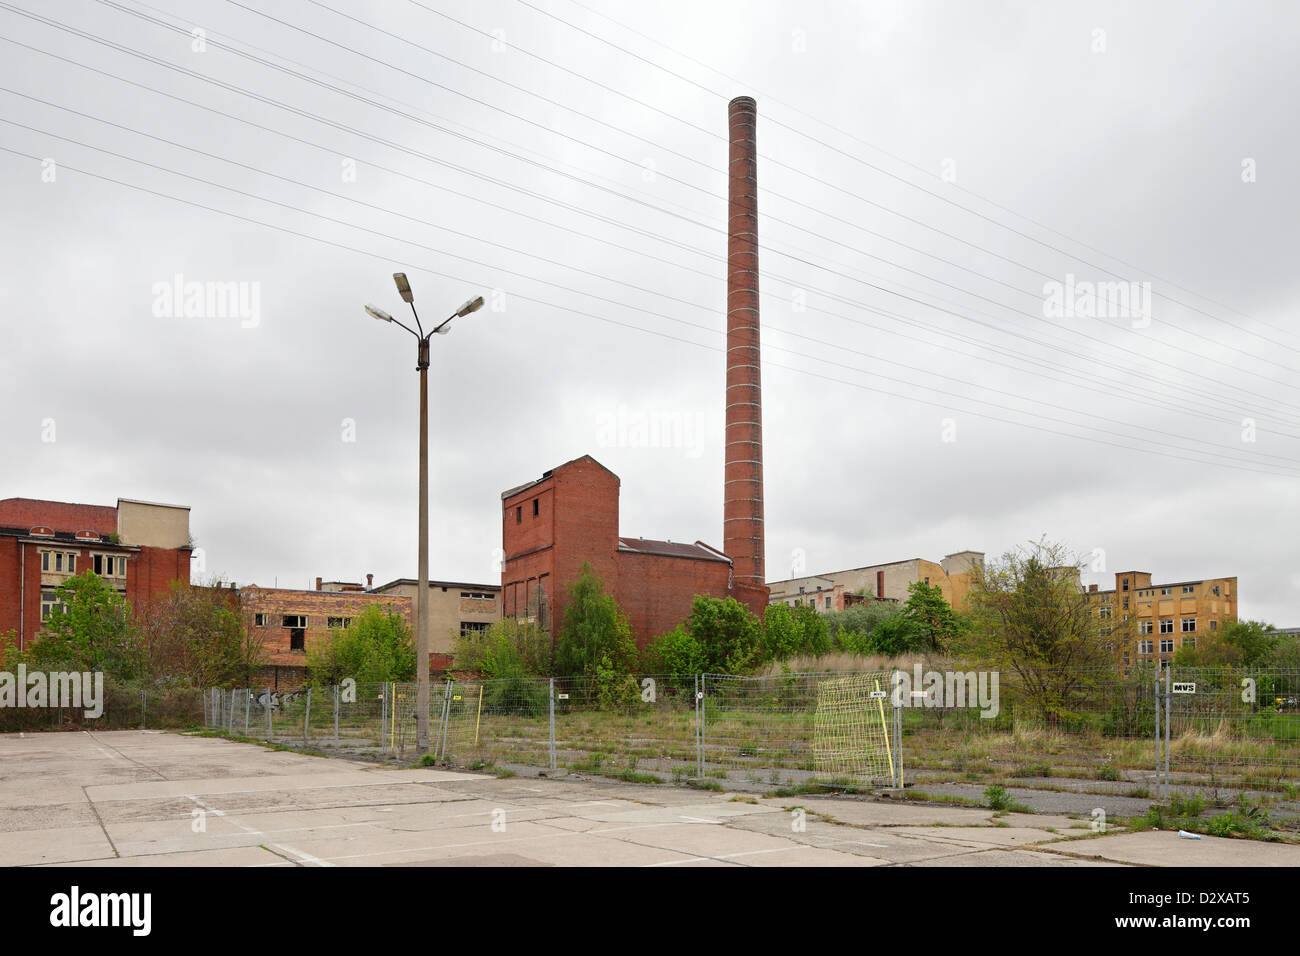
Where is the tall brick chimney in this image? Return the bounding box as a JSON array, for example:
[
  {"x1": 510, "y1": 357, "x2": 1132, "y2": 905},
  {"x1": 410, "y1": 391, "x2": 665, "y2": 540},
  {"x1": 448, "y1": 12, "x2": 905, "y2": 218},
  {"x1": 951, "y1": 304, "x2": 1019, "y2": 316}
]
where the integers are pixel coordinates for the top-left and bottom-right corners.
[{"x1": 724, "y1": 95, "x2": 765, "y2": 589}]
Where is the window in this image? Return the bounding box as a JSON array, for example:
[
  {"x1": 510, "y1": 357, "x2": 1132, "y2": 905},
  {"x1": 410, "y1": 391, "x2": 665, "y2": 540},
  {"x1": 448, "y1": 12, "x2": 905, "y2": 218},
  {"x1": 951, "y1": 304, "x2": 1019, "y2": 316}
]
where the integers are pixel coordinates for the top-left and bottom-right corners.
[
  {"x1": 824, "y1": 597, "x2": 832, "y2": 609},
  {"x1": 289, "y1": 628, "x2": 305, "y2": 651},
  {"x1": 1184, "y1": 636, "x2": 1197, "y2": 649},
  {"x1": 1122, "y1": 579, "x2": 1129, "y2": 591},
  {"x1": 460, "y1": 621, "x2": 490, "y2": 637},
  {"x1": 54, "y1": 552, "x2": 63, "y2": 572},
  {"x1": 41, "y1": 551, "x2": 50, "y2": 571},
  {"x1": 1160, "y1": 638, "x2": 1174, "y2": 654},
  {"x1": 460, "y1": 592, "x2": 495, "y2": 600},
  {"x1": 327, "y1": 617, "x2": 352, "y2": 629},
  {"x1": 67, "y1": 554, "x2": 75, "y2": 573},
  {"x1": 1181, "y1": 618, "x2": 1196, "y2": 633},
  {"x1": 1182, "y1": 585, "x2": 1195, "y2": 594},
  {"x1": 282, "y1": 614, "x2": 307, "y2": 628},
  {"x1": 1212, "y1": 585, "x2": 1220, "y2": 596},
  {"x1": 515, "y1": 506, "x2": 522, "y2": 523},
  {"x1": 1138, "y1": 640, "x2": 1153, "y2": 655},
  {"x1": 532, "y1": 499, "x2": 539, "y2": 516},
  {"x1": 1210, "y1": 620, "x2": 1218, "y2": 631},
  {"x1": 1139, "y1": 621, "x2": 1153, "y2": 635},
  {"x1": 40, "y1": 591, "x2": 65, "y2": 620},
  {"x1": 254, "y1": 613, "x2": 268, "y2": 627},
  {"x1": 1122, "y1": 597, "x2": 1129, "y2": 609},
  {"x1": 1160, "y1": 587, "x2": 1171, "y2": 596},
  {"x1": 1159, "y1": 619, "x2": 1174, "y2": 634},
  {"x1": 1099, "y1": 606, "x2": 1113, "y2": 620},
  {"x1": 1100, "y1": 593, "x2": 1110, "y2": 604}
]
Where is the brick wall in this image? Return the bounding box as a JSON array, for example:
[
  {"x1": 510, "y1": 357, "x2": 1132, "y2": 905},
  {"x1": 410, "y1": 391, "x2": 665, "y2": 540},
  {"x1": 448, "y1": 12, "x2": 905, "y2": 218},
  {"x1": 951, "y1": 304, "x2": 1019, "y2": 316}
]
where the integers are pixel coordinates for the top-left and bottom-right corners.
[{"x1": 240, "y1": 587, "x2": 412, "y2": 667}]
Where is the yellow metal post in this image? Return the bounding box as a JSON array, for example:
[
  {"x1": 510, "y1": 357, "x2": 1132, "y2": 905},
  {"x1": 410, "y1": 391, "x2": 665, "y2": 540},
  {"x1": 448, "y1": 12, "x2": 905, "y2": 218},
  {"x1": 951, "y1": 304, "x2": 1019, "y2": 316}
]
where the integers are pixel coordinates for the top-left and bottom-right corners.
[{"x1": 874, "y1": 679, "x2": 895, "y2": 783}]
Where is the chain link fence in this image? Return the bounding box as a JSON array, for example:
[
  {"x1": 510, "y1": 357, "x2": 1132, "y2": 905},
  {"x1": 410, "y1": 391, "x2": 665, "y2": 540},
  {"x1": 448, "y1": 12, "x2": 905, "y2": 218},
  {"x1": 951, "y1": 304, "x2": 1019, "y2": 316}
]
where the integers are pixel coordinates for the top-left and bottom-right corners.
[
  {"x1": 197, "y1": 667, "x2": 1300, "y2": 818},
  {"x1": 0, "y1": 681, "x2": 203, "y2": 732}
]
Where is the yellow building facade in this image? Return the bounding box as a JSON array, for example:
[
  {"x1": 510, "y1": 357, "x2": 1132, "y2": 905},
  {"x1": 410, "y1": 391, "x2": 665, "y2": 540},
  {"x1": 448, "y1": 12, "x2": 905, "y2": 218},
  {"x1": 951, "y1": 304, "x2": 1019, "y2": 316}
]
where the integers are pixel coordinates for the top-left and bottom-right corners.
[{"x1": 1088, "y1": 570, "x2": 1238, "y2": 669}]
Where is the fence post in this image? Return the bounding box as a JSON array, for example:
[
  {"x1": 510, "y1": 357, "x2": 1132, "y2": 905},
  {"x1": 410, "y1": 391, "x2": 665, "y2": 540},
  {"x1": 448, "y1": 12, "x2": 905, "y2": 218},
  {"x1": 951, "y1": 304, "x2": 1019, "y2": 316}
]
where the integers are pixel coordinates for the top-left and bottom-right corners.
[
  {"x1": 1154, "y1": 673, "x2": 1163, "y2": 800},
  {"x1": 548, "y1": 678, "x2": 556, "y2": 770},
  {"x1": 228, "y1": 689, "x2": 235, "y2": 735},
  {"x1": 1164, "y1": 666, "x2": 1172, "y2": 797},
  {"x1": 243, "y1": 689, "x2": 250, "y2": 736},
  {"x1": 304, "y1": 686, "x2": 312, "y2": 747},
  {"x1": 333, "y1": 684, "x2": 339, "y2": 741},
  {"x1": 893, "y1": 668, "x2": 904, "y2": 789},
  {"x1": 694, "y1": 674, "x2": 702, "y2": 778},
  {"x1": 438, "y1": 680, "x2": 453, "y2": 762},
  {"x1": 266, "y1": 686, "x2": 273, "y2": 739},
  {"x1": 141, "y1": 688, "x2": 146, "y2": 730}
]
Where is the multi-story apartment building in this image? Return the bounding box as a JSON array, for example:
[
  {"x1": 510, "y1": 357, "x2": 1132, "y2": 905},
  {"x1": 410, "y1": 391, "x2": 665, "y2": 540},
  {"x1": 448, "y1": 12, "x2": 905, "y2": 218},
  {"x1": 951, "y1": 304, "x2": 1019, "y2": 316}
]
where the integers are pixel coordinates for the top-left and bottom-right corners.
[
  {"x1": 0, "y1": 496, "x2": 193, "y2": 650},
  {"x1": 1087, "y1": 569, "x2": 1238, "y2": 668},
  {"x1": 767, "y1": 551, "x2": 985, "y2": 614}
]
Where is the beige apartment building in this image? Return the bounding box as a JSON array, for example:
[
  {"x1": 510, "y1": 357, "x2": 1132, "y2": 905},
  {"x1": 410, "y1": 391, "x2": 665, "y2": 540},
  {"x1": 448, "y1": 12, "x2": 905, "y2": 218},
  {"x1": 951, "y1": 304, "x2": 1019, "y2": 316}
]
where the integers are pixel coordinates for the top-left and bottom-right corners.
[
  {"x1": 372, "y1": 578, "x2": 500, "y2": 668},
  {"x1": 1087, "y1": 570, "x2": 1238, "y2": 669},
  {"x1": 767, "y1": 551, "x2": 985, "y2": 614}
]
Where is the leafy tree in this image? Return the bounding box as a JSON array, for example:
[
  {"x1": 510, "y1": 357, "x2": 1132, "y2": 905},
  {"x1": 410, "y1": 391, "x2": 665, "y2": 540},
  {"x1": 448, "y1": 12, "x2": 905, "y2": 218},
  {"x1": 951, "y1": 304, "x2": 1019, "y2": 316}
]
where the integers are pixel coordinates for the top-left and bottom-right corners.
[
  {"x1": 1175, "y1": 619, "x2": 1281, "y2": 668},
  {"x1": 452, "y1": 618, "x2": 553, "y2": 678},
  {"x1": 139, "y1": 581, "x2": 265, "y2": 686},
  {"x1": 554, "y1": 563, "x2": 637, "y2": 676},
  {"x1": 643, "y1": 624, "x2": 707, "y2": 683},
  {"x1": 901, "y1": 581, "x2": 966, "y2": 651},
  {"x1": 683, "y1": 595, "x2": 762, "y2": 674},
  {"x1": 761, "y1": 602, "x2": 831, "y2": 662},
  {"x1": 306, "y1": 604, "x2": 415, "y2": 685},
  {"x1": 962, "y1": 539, "x2": 1116, "y2": 725},
  {"x1": 33, "y1": 571, "x2": 146, "y2": 680},
  {"x1": 869, "y1": 613, "x2": 924, "y2": 656},
  {"x1": 828, "y1": 600, "x2": 905, "y2": 654}
]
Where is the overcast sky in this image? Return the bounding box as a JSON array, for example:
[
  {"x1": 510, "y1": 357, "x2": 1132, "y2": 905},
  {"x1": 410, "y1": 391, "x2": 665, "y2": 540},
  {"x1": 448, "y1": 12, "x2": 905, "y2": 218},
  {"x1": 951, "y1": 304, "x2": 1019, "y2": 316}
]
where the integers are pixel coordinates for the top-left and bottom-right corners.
[{"x1": 2, "y1": 0, "x2": 1297, "y2": 624}]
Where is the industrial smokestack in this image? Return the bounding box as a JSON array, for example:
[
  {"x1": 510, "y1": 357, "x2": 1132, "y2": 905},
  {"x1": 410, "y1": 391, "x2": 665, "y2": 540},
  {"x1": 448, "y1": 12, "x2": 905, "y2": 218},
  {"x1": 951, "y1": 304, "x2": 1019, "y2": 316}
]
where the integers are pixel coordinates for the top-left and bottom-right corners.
[{"x1": 724, "y1": 95, "x2": 764, "y2": 587}]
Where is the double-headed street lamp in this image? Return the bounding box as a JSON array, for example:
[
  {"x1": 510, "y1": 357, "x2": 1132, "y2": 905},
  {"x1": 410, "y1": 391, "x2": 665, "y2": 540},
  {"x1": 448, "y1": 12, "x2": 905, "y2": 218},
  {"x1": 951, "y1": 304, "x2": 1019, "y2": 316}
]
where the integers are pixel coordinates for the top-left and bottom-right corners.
[{"x1": 366, "y1": 273, "x2": 484, "y2": 753}]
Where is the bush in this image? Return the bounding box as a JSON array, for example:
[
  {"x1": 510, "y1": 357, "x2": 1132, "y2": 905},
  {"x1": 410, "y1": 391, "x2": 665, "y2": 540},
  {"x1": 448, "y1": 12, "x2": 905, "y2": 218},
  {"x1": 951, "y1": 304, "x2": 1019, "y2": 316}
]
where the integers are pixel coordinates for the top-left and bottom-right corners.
[
  {"x1": 453, "y1": 618, "x2": 552, "y2": 677},
  {"x1": 685, "y1": 595, "x2": 762, "y2": 674},
  {"x1": 984, "y1": 784, "x2": 1011, "y2": 811},
  {"x1": 306, "y1": 604, "x2": 415, "y2": 685},
  {"x1": 643, "y1": 625, "x2": 707, "y2": 684}
]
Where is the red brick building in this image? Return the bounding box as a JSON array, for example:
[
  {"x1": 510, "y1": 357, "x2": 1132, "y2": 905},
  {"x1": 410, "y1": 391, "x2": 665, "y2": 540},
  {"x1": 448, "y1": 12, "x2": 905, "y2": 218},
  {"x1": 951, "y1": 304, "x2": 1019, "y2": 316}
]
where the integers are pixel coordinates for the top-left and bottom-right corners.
[
  {"x1": 0, "y1": 497, "x2": 193, "y2": 651},
  {"x1": 500, "y1": 456, "x2": 765, "y2": 647}
]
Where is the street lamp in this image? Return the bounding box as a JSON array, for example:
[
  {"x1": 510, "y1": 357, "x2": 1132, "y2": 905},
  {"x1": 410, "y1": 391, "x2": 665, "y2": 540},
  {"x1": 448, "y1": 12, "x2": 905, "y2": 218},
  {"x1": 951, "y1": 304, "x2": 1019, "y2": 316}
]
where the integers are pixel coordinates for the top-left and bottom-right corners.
[{"x1": 365, "y1": 273, "x2": 484, "y2": 754}]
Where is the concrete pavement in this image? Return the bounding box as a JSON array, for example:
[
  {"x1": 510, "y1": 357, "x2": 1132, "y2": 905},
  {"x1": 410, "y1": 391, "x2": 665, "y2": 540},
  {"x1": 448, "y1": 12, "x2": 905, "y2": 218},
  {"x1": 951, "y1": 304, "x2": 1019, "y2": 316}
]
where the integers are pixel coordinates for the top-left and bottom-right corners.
[{"x1": 1, "y1": 730, "x2": 1296, "y2": 867}]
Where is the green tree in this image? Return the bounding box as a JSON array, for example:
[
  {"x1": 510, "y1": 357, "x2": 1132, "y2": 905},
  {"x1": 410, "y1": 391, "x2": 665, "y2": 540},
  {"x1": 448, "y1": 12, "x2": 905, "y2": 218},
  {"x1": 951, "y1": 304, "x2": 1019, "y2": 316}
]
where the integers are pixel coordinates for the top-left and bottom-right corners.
[
  {"x1": 306, "y1": 604, "x2": 415, "y2": 685},
  {"x1": 761, "y1": 602, "x2": 832, "y2": 662},
  {"x1": 643, "y1": 624, "x2": 707, "y2": 683},
  {"x1": 963, "y1": 539, "x2": 1116, "y2": 725},
  {"x1": 684, "y1": 595, "x2": 761, "y2": 674},
  {"x1": 140, "y1": 581, "x2": 265, "y2": 686},
  {"x1": 901, "y1": 581, "x2": 966, "y2": 651},
  {"x1": 1175, "y1": 619, "x2": 1280, "y2": 668},
  {"x1": 554, "y1": 563, "x2": 637, "y2": 676},
  {"x1": 828, "y1": 600, "x2": 905, "y2": 654},
  {"x1": 34, "y1": 571, "x2": 146, "y2": 680}
]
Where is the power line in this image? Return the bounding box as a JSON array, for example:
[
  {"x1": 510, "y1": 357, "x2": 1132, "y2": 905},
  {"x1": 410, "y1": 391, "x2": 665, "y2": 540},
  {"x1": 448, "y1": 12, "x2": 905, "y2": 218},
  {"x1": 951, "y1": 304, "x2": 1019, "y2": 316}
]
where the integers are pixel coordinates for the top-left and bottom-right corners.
[
  {"x1": 4, "y1": 18, "x2": 1297, "y2": 431},
  {"x1": 79, "y1": 1, "x2": 1300, "y2": 398},
  {"x1": 521, "y1": 0, "x2": 1300, "y2": 355},
  {"x1": 3, "y1": 125, "x2": 1295, "y2": 477}
]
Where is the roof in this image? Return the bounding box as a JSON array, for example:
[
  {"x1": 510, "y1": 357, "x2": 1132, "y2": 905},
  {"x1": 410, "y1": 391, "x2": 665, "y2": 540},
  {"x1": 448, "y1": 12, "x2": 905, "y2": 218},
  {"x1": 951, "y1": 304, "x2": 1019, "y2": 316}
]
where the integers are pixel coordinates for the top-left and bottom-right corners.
[
  {"x1": 616, "y1": 537, "x2": 730, "y2": 564},
  {"x1": 500, "y1": 454, "x2": 619, "y2": 501},
  {"x1": 372, "y1": 578, "x2": 502, "y2": 593}
]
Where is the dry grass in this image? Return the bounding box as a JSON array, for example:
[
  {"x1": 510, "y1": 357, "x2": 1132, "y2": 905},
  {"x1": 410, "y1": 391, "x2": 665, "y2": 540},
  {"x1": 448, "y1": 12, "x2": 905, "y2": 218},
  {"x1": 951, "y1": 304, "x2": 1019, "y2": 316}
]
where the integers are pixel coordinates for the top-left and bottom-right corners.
[{"x1": 754, "y1": 652, "x2": 950, "y2": 677}]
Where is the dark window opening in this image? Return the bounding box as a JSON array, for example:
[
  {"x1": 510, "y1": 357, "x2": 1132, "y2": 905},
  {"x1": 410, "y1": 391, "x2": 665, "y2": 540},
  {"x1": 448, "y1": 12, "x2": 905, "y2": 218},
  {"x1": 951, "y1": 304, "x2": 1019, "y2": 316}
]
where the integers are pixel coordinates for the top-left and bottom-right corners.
[
  {"x1": 289, "y1": 628, "x2": 305, "y2": 651},
  {"x1": 515, "y1": 506, "x2": 522, "y2": 523},
  {"x1": 93, "y1": 554, "x2": 103, "y2": 575},
  {"x1": 532, "y1": 499, "x2": 539, "y2": 516}
]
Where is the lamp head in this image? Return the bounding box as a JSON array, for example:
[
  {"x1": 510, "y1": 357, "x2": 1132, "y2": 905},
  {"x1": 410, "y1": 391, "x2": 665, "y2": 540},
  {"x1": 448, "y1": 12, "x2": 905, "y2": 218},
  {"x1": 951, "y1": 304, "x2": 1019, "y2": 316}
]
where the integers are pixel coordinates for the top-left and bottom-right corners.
[
  {"x1": 455, "y1": 295, "x2": 485, "y2": 318},
  {"x1": 365, "y1": 304, "x2": 393, "y2": 323},
  {"x1": 393, "y1": 272, "x2": 414, "y2": 304}
]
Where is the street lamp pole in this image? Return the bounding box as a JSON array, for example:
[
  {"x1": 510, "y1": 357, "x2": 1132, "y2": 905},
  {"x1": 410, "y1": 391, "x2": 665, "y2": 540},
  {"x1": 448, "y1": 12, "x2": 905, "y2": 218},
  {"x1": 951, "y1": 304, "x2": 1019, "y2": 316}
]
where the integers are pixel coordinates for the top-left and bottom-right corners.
[{"x1": 366, "y1": 277, "x2": 484, "y2": 754}]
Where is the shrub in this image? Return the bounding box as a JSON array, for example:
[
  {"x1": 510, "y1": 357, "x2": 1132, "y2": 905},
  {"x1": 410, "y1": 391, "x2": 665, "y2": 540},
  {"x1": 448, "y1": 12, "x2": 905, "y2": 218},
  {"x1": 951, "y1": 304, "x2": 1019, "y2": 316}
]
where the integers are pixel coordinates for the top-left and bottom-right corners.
[
  {"x1": 984, "y1": 784, "x2": 1011, "y2": 811},
  {"x1": 555, "y1": 563, "x2": 637, "y2": 677},
  {"x1": 643, "y1": 625, "x2": 707, "y2": 684}
]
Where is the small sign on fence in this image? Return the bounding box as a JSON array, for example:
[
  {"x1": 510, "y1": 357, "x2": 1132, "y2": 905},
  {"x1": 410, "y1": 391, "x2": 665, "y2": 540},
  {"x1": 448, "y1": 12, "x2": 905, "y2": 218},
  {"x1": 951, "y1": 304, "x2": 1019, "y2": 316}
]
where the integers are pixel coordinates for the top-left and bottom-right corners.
[
  {"x1": 869, "y1": 691, "x2": 888, "y2": 699},
  {"x1": 1172, "y1": 682, "x2": 1197, "y2": 694},
  {"x1": 557, "y1": 694, "x2": 570, "y2": 700}
]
